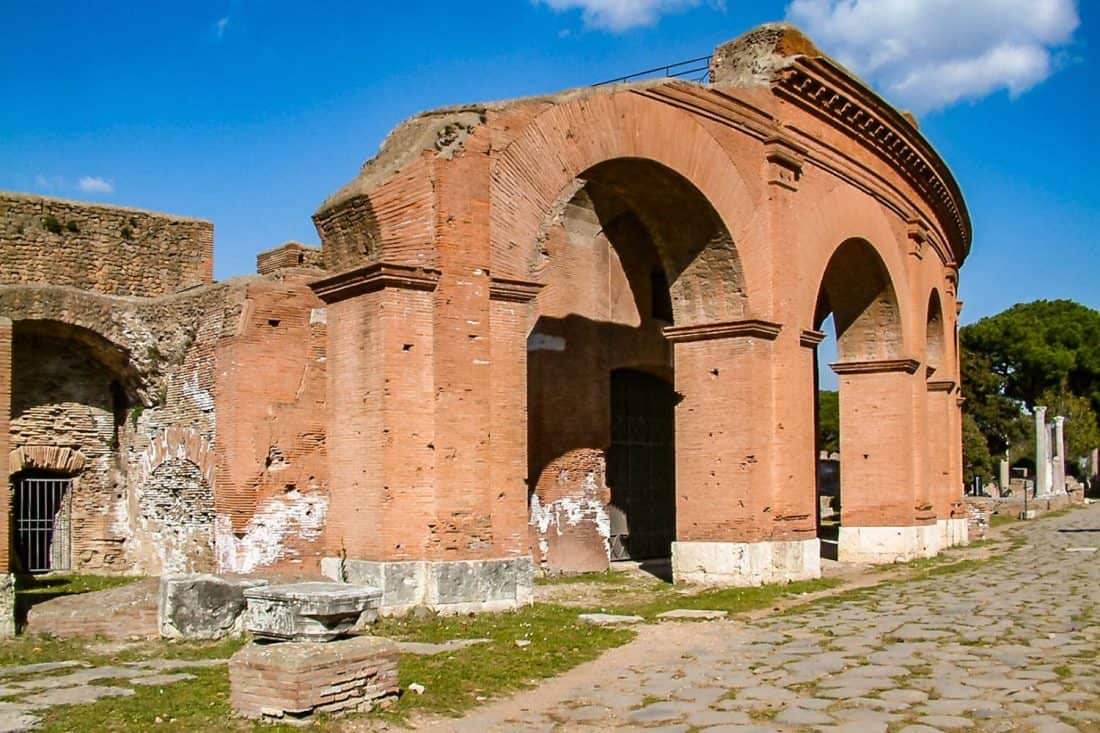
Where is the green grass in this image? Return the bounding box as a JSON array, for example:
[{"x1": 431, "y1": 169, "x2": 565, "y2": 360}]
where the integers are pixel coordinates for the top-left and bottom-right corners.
[
  {"x1": 374, "y1": 603, "x2": 634, "y2": 718},
  {"x1": 603, "y1": 577, "x2": 842, "y2": 620},
  {"x1": 535, "y1": 569, "x2": 634, "y2": 586},
  {"x1": 989, "y1": 513, "x2": 1019, "y2": 527},
  {"x1": 14, "y1": 574, "x2": 145, "y2": 633}
]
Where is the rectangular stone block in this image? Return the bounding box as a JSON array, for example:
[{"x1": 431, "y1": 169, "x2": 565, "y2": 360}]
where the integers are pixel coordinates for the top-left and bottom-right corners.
[
  {"x1": 229, "y1": 636, "x2": 399, "y2": 720},
  {"x1": 243, "y1": 582, "x2": 381, "y2": 641},
  {"x1": 159, "y1": 574, "x2": 267, "y2": 640},
  {"x1": 672, "y1": 539, "x2": 821, "y2": 587},
  {"x1": 321, "y1": 556, "x2": 535, "y2": 615}
]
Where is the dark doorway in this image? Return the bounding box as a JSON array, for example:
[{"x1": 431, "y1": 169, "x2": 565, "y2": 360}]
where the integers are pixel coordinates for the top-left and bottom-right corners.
[
  {"x1": 14, "y1": 474, "x2": 73, "y2": 573},
  {"x1": 607, "y1": 369, "x2": 676, "y2": 560}
]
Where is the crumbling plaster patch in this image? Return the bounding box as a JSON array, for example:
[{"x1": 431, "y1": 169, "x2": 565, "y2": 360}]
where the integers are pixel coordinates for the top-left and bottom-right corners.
[
  {"x1": 529, "y1": 470, "x2": 611, "y2": 565},
  {"x1": 215, "y1": 489, "x2": 328, "y2": 574}
]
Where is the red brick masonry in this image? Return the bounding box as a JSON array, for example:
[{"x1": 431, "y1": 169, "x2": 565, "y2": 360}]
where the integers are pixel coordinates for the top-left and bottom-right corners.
[{"x1": 229, "y1": 635, "x2": 399, "y2": 720}]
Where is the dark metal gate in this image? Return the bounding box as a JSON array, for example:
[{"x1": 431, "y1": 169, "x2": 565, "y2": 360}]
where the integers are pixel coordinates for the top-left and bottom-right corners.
[
  {"x1": 15, "y1": 477, "x2": 73, "y2": 573},
  {"x1": 607, "y1": 369, "x2": 676, "y2": 561}
]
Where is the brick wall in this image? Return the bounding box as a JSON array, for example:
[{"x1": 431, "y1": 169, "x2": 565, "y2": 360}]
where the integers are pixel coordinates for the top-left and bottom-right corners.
[
  {"x1": 256, "y1": 242, "x2": 323, "y2": 274},
  {"x1": 0, "y1": 192, "x2": 213, "y2": 297}
]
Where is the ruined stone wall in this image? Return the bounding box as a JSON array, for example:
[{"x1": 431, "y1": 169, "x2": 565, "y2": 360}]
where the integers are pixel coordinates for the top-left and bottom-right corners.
[
  {"x1": 0, "y1": 319, "x2": 10, "y2": 573},
  {"x1": 10, "y1": 330, "x2": 125, "y2": 571},
  {"x1": 212, "y1": 272, "x2": 329, "y2": 574},
  {"x1": 0, "y1": 192, "x2": 213, "y2": 297},
  {"x1": 2, "y1": 264, "x2": 329, "y2": 576}
]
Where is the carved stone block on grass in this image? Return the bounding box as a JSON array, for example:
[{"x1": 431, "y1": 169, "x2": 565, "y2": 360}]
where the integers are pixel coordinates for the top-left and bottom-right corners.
[
  {"x1": 159, "y1": 574, "x2": 268, "y2": 640},
  {"x1": 243, "y1": 582, "x2": 382, "y2": 642}
]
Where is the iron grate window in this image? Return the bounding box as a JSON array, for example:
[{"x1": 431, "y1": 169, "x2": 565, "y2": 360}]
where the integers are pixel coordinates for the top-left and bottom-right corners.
[{"x1": 15, "y1": 477, "x2": 73, "y2": 573}]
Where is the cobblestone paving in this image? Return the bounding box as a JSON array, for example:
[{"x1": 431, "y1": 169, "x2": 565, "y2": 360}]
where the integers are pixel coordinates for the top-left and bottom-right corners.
[
  {"x1": 434, "y1": 504, "x2": 1100, "y2": 732},
  {"x1": 0, "y1": 658, "x2": 224, "y2": 732}
]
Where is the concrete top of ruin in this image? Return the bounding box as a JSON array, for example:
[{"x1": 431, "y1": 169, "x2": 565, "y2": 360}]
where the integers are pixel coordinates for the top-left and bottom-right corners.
[
  {"x1": 0, "y1": 190, "x2": 211, "y2": 225},
  {"x1": 315, "y1": 22, "x2": 970, "y2": 257}
]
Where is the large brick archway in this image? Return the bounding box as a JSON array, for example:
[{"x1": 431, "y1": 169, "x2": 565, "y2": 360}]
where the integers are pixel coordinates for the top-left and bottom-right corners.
[{"x1": 310, "y1": 23, "x2": 972, "y2": 608}]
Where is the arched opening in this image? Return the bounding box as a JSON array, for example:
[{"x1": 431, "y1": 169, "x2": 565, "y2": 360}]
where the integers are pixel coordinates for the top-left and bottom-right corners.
[
  {"x1": 811, "y1": 239, "x2": 903, "y2": 559},
  {"x1": 526, "y1": 157, "x2": 742, "y2": 573},
  {"x1": 926, "y1": 291, "x2": 945, "y2": 377},
  {"x1": 10, "y1": 320, "x2": 142, "y2": 573}
]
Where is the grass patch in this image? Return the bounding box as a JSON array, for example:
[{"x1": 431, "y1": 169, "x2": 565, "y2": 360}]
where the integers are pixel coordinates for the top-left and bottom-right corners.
[
  {"x1": 989, "y1": 514, "x2": 1019, "y2": 527},
  {"x1": 14, "y1": 574, "x2": 145, "y2": 632},
  {"x1": 374, "y1": 603, "x2": 633, "y2": 719},
  {"x1": 535, "y1": 570, "x2": 633, "y2": 586},
  {"x1": 17, "y1": 574, "x2": 141, "y2": 598},
  {"x1": 602, "y1": 577, "x2": 843, "y2": 620}
]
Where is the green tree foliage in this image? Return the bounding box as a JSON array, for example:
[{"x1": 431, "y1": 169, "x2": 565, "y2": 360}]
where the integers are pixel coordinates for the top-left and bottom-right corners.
[
  {"x1": 961, "y1": 299, "x2": 1100, "y2": 413},
  {"x1": 817, "y1": 389, "x2": 839, "y2": 454},
  {"x1": 961, "y1": 300, "x2": 1100, "y2": 481},
  {"x1": 962, "y1": 412, "x2": 994, "y2": 484},
  {"x1": 960, "y1": 345, "x2": 1026, "y2": 457}
]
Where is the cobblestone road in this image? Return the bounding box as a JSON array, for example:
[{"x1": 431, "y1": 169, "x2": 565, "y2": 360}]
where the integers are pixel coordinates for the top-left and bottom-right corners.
[{"x1": 432, "y1": 503, "x2": 1100, "y2": 732}]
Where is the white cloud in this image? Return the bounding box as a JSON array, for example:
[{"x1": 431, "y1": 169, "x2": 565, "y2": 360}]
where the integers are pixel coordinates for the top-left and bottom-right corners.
[
  {"x1": 785, "y1": 0, "x2": 1079, "y2": 112},
  {"x1": 78, "y1": 176, "x2": 114, "y2": 194},
  {"x1": 213, "y1": 16, "x2": 230, "y2": 39},
  {"x1": 539, "y1": 0, "x2": 723, "y2": 32}
]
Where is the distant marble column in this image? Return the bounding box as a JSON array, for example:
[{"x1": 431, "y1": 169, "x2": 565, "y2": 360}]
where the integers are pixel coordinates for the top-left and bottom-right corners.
[
  {"x1": 998, "y1": 460, "x2": 1010, "y2": 499},
  {"x1": 1052, "y1": 416, "x2": 1066, "y2": 493},
  {"x1": 1034, "y1": 406, "x2": 1049, "y2": 496},
  {"x1": 1090, "y1": 448, "x2": 1099, "y2": 484}
]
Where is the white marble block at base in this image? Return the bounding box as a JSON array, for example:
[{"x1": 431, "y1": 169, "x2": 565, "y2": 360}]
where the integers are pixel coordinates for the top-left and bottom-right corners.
[
  {"x1": 837, "y1": 525, "x2": 941, "y2": 564},
  {"x1": 672, "y1": 539, "x2": 821, "y2": 587},
  {"x1": 937, "y1": 518, "x2": 970, "y2": 548}
]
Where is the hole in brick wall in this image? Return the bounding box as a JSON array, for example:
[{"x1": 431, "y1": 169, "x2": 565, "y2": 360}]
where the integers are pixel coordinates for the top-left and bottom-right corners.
[
  {"x1": 403, "y1": 344, "x2": 413, "y2": 351},
  {"x1": 710, "y1": 368, "x2": 719, "y2": 377},
  {"x1": 268, "y1": 319, "x2": 281, "y2": 327},
  {"x1": 284, "y1": 483, "x2": 297, "y2": 493},
  {"x1": 297, "y1": 252, "x2": 305, "y2": 264}
]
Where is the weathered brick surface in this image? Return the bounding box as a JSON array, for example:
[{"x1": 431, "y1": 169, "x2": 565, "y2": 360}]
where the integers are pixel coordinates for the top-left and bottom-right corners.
[
  {"x1": 1, "y1": 23, "x2": 972, "y2": 583},
  {"x1": 229, "y1": 636, "x2": 398, "y2": 719},
  {"x1": 0, "y1": 192, "x2": 212, "y2": 296},
  {"x1": 256, "y1": 242, "x2": 323, "y2": 274}
]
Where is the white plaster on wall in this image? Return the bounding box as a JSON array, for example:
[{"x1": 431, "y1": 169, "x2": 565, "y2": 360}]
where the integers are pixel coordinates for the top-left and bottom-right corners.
[
  {"x1": 529, "y1": 470, "x2": 611, "y2": 565},
  {"x1": 183, "y1": 371, "x2": 215, "y2": 418},
  {"x1": 215, "y1": 489, "x2": 328, "y2": 573}
]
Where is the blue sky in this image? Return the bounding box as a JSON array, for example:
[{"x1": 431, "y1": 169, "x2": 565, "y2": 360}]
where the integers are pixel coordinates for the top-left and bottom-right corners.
[{"x1": 1, "y1": 0, "x2": 1097, "y2": 329}]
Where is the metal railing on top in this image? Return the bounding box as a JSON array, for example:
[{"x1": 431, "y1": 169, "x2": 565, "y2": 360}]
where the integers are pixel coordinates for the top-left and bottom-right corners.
[{"x1": 593, "y1": 55, "x2": 712, "y2": 87}]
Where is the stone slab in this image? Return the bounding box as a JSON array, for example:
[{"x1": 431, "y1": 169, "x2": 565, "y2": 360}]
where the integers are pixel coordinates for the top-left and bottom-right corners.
[
  {"x1": 672, "y1": 538, "x2": 821, "y2": 586},
  {"x1": 321, "y1": 556, "x2": 535, "y2": 614},
  {"x1": 159, "y1": 574, "x2": 268, "y2": 640},
  {"x1": 243, "y1": 582, "x2": 381, "y2": 641},
  {"x1": 656, "y1": 609, "x2": 729, "y2": 620}
]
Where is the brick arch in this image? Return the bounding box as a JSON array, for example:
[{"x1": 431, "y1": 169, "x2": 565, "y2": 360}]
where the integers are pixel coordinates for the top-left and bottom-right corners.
[
  {"x1": 0, "y1": 286, "x2": 158, "y2": 401},
  {"x1": 490, "y1": 91, "x2": 761, "y2": 323},
  {"x1": 136, "y1": 426, "x2": 215, "y2": 490},
  {"x1": 925, "y1": 288, "x2": 947, "y2": 375},
  {"x1": 8, "y1": 445, "x2": 87, "y2": 476},
  {"x1": 814, "y1": 238, "x2": 905, "y2": 362},
  {"x1": 798, "y1": 186, "x2": 914, "y2": 357}
]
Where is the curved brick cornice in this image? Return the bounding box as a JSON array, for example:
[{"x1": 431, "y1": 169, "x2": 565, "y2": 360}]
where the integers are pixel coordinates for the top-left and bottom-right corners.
[{"x1": 773, "y1": 57, "x2": 971, "y2": 263}]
